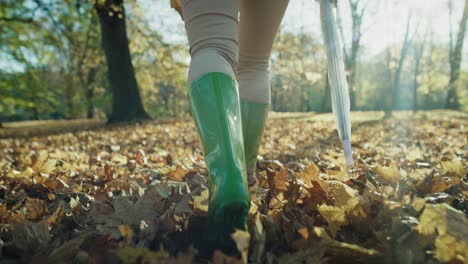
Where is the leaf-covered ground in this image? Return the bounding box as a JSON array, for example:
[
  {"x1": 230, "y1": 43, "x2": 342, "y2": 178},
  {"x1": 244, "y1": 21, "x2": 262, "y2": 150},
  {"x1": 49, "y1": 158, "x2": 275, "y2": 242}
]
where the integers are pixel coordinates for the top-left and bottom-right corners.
[{"x1": 0, "y1": 111, "x2": 467, "y2": 264}]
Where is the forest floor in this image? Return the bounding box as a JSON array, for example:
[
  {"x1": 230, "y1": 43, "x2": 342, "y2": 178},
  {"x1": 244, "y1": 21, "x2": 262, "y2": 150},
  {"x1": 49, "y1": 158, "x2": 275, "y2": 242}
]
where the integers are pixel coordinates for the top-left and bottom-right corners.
[{"x1": 0, "y1": 110, "x2": 467, "y2": 263}]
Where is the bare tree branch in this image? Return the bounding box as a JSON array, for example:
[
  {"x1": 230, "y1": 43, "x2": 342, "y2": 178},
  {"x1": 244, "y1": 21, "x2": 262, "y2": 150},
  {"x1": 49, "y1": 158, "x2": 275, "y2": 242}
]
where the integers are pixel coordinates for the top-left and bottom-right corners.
[{"x1": 0, "y1": 16, "x2": 34, "y2": 23}]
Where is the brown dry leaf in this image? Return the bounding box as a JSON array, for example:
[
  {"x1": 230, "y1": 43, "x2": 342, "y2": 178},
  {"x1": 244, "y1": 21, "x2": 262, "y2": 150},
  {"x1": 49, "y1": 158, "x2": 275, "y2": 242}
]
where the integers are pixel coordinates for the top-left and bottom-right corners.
[
  {"x1": 297, "y1": 227, "x2": 309, "y2": 240},
  {"x1": 135, "y1": 149, "x2": 147, "y2": 166},
  {"x1": 273, "y1": 168, "x2": 288, "y2": 191},
  {"x1": 430, "y1": 174, "x2": 461, "y2": 193},
  {"x1": 0, "y1": 204, "x2": 8, "y2": 222},
  {"x1": 47, "y1": 206, "x2": 65, "y2": 228},
  {"x1": 305, "y1": 183, "x2": 328, "y2": 209},
  {"x1": 1, "y1": 111, "x2": 466, "y2": 262},
  {"x1": 297, "y1": 161, "x2": 320, "y2": 187},
  {"x1": 374, "y1": 164, "x2": 400, "y2": 184},
  {"x1": 117, "y1": 224, "x2": 134, "y2": 244},
  {"x1": 167, "y1": 166, "x2": 188, "y2": 182},
  {"x1": 417, "y1": 204, "x2": 468, "y2": 262},
  {"x1": 42, "y1": 178, "x2": 64, "y2": 191},
  {"x1": 104, "y1": 164, "x2": 114, "y2": 181},
  {"x1": 24, "y1": 197, "x2": 48, "y2": 221},
  {"x1": 318, "y1": 204, "x2": 348, "y2": 236}
]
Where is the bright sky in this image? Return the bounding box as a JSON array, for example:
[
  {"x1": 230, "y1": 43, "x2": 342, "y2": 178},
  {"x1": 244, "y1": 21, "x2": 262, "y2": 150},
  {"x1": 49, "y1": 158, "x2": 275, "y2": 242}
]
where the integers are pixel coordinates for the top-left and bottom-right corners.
[{"x1": 145, "y1": 0, "x2": 467, "y2": 66}]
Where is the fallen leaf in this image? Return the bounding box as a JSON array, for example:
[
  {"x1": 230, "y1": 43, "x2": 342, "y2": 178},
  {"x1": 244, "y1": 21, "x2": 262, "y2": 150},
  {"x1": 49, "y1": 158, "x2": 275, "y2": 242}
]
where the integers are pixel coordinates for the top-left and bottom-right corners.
[
  {"x1": 70, "y1": 196, "x2": 80, "y2": 209},
  {"x1": 135, "y1": 149, "x2": 147, "y2": 166},
  {"x1": 24, "y1": 197, "x2": 48, "y2": 221},
  {"x1": 297, "y1": 227, "x2": 309, "y2": 240},
  {"x1": 417, "y1": 204, "x2": 468, "y2": 262},
  {"x1": 333, "y1": 182, "x2": 358, "y2": 207},
  {"x1": 192, "y1": 189, "x2": 209, "y2": 213},
  {"x1": 167, "y1": 166, "x2": 188, "y2": 182},
  {"x1": 318, "y1": 204, "x2": 348, "y2": 236},
  {"x1": 231, "y1": 229, "x2": 250, "y2": 263},
  {"x1": 297, "y1": 161, "x2": 320, "y2": 188},
  {"x1": 374, "y1": 164, "x2": 400, "y2": 184},
  {"x1": 117, "y1": 225, "x2": 134, "y2": 244},
  {"x1": 272, "y1": 168, "x2": 288, "y2": 191},
  {"x1": 406, "y1": 149, "x2": 423, "y2": 161},
  {"x1": 441, "y1": 158, "x2": 464, "y2": 177}
]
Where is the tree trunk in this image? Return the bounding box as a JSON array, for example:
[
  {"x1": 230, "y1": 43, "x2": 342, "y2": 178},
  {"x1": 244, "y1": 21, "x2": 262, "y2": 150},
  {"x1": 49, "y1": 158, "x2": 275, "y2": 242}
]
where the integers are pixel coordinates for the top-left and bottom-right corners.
[
  {"x1": 385, "y1": 16, "x2": 412, "y2": 118},
  {"x1": 84, "y1": 68, "x2": 97, "y2": 119},
  {"x1": 347, "y1": 16, "x2": 362, "y2": 110},
  {"x1": 95, "y1": 0, "x2": 150, "y2": 123},
  {"x1": 446, "y1": 0, "x2": 467, "y2": 109},
  {"x1": 320, "y1": 72, "x2": 332, "y2": 112},
  {"x1": 413, "y1": 35, "x2": 427, "y2": 113},
  {"x1": 412, "y1": 61, "x2": 421, "y2": 113},
  {"x1": 340, "y1": 0, "x2": 364, "y2": 110}
]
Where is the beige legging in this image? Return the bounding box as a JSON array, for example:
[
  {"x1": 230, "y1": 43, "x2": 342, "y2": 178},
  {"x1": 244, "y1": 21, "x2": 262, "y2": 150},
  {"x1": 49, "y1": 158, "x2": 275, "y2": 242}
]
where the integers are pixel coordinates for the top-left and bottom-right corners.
[{"x1": 181, "y1": 0, "x2": 290, "y2": 104}]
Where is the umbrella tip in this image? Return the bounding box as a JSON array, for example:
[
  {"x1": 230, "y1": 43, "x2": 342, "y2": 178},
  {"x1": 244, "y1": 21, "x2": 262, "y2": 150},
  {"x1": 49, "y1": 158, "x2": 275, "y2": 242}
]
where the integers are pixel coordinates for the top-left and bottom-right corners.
[{"x1": 343, "y1": 139, "x2": 354, "y2": 168}]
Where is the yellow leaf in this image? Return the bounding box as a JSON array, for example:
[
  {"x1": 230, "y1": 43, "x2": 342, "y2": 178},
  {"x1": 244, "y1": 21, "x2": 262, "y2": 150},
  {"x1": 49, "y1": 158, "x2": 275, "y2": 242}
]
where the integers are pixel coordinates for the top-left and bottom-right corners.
[
  {"x1": 417, "y1": 204, "x2": 468, "y2": 263},
  {"x1": 192, "y1": 189, "x2": 208, "y2": 213},
  {"x1": 406, "y1": 149, "x2": 423, "y2": 161},
  {"x1": 33, "y1": 150, "x2": 48, "y2": 171},
  {"x1": 318, "y1": 204, "x2": 348, "y2": 236},
  {"x1": 297, "y1": 162, "x2": 320, "y2": 187},
  {"x1": 41, "y1": 159, "x2": 56, "y2": 174},
  {"x1": 374, "y1": 164, "x2": 400, "y2": 184},
  {"x1": 334, "y1": 182, "x2": 358, "y2": 207},
  {"x1": 70, "y1": 196, "x2": 80, "y2": 209},
  {"x1": 434, "y1": 235, "x2": 459, "y2": 262},
  {"x1": 441, "y1": 158, "x2": 464, "y2": 177}
]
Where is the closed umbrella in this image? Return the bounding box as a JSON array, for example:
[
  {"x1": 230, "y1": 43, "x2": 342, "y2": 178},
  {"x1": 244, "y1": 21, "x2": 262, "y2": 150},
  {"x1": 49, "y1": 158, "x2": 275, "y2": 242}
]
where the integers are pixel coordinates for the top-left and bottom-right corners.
[{"x1": 319, "y1": 0, "x2": 354, "y2": 167}]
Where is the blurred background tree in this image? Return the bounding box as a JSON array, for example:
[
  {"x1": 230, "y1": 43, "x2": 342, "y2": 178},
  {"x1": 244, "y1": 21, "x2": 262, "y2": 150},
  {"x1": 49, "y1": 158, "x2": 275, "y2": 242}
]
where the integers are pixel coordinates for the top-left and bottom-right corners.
[{"x1": 0, "y1": 0, "x2": 466, "y2": 124}]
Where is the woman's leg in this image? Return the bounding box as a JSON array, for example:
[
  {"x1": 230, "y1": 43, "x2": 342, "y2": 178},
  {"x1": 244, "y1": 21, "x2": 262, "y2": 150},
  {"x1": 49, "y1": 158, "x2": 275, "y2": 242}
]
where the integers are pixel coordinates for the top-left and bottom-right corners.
[
  {"x1": 238, "y1": 0, "x2": 290, "y2": 182},
  {"x1": 182, "y1": 0, "x2": 239, "y2": 86},
  {"x1": 181, "y1": 0, "x2": 250, "y2": 246}
]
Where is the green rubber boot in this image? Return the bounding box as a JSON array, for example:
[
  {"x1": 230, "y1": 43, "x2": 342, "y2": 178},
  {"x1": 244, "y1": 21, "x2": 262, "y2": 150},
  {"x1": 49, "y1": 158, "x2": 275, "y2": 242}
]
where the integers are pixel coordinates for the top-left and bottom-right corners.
[
  {"x1": 188, "y1": 72, "x2": 250, "y2": 249},
  {"x1": 240, "y1": 100, "x2": 269, "y2": 185}
]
